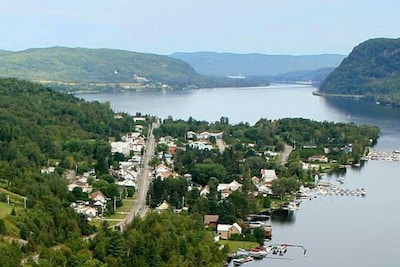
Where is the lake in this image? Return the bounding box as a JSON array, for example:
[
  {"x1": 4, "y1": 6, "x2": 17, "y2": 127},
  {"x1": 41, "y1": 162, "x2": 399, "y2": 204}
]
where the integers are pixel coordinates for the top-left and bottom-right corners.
[{"x1": 80, "y1": 84, "x2": 400, "y2": 267}]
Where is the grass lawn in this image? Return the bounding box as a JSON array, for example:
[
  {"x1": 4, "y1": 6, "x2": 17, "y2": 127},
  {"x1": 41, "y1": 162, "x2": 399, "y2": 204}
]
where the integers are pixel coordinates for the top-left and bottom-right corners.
[
  {"x1": 0, "y1": 202, "x2": 13, "y2": 218},
  {"x1": 89, "y1": 197, "x2": 136, "y2": 228},
  {"x1": 219, "y1": 240, "x2": 258, "y2": 253}
]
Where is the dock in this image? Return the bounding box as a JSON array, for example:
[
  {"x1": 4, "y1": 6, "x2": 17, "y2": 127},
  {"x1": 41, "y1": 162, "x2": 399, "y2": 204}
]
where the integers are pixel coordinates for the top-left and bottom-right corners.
[{"x1": 363, "y1": 150, "x2": 400, "y2": 162}]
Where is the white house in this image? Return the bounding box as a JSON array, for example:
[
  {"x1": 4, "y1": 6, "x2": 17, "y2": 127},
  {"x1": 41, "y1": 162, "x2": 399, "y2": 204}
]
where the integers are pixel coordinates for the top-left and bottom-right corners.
[
  {"x1": 198, "y1": 131, "x2": 224, "y2": 140},
  {"x1": 261, "y1": 169, "x2": 277, "y2": 182},
  {"x1": 217, "y1": 180, "x2": 242, "y2": 192},
  {"x1": 188, "y1": 141, "x2": 213, "y2": 150},
  {"x1": 117, "y1": 179, "x2": 136, "y2": 187},
  {"x1": 200, "y1": 185, "x2": 210, "y2": 196}
]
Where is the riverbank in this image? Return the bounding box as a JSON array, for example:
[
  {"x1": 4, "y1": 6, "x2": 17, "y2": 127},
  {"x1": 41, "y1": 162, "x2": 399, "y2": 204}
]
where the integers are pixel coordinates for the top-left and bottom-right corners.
[{"x1": 312, "y1": 91, "x2": 365, "y2": 99}]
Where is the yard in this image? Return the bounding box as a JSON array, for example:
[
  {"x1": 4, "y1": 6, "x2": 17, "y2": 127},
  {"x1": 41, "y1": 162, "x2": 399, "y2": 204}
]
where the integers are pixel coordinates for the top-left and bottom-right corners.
[
  {"x1": 89, "y1": 197, "x2": 136, "y2": 228},
  {"x1": 219, "y1": 240, "x2": 258, "y2": 253},
  {"x1": 0, "y1": 202, "x2": 13, "y2": 219}
]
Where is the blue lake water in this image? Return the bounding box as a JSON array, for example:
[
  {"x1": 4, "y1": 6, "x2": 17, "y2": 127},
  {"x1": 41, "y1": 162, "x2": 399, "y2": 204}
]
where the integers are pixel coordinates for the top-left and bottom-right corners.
[{"x1": 80, "y1": 84, "x2": 400, "y2": 266}]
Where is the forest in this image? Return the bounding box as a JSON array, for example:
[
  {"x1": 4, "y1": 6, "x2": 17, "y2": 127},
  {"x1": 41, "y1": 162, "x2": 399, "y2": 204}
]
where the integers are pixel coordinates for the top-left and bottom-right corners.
[{"x1": 320, "y1": 38, "x2": 400, "y2": 105}]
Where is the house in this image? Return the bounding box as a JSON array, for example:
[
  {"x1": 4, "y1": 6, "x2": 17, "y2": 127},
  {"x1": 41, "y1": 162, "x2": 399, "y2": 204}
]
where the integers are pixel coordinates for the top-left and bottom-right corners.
[
  {"x1": 188, "y1": 141, "x2": 213, "y2": 150},
  {"x1": 91, "y1": 191, "x2": 108, "y2": 211},
  {"x1": 114, "y1": 113, "x2": 123, "y2": 119},
  {"x1": 204, "y1": 214, "x2": 219, "y2": 228},
  {"x1": 308, "y1": 155, "x2": 328, "y2": 163},
  {"x1": 186, "y1": 131, "x2": 198, "y2": 139},
  {"x1": 257, "y1": 184, "x2": 273, "y2": 195},
  {"x1": 133, "y1": 113, "x2": 146, "y2": 122},
  {"x1": 41, "y1": 166, "x2": 56, "y2": 174},
  {"x1": 155, "y1": 163, "x2": 170, "y2": 174},
  {"x1": 220, "y1": 188, "x2": 232, "y2": 198},
  {"x1": 217, "y1": 180, "x2": 242, "y2": 192},
  {"x1": 156, "y1": 171, "x2": 178, "y2": 181},
  {"x1": 75, "y1": 206, "x2": 98, "y2": 218},
  {"x1": 111, "y1": 141, "x2": 131, "y2": 156},
  {"x1": 261, "y1": 169, "x2": 277, "y2": 182},
  {"x1": 198, "y1": 131, "x2": 224, "y2": 140},
  {"x1": 156, "y1": 200, "x2": 170, "y2": 213},
  {"x1": 217, "y1": 223, "x2": 242, "y2": 239},
  {"x1": 200, "y1": 185, "x2": 210, "y2": 196},
  {"x1": 265, "y1": 150, "x2": 279, "y2": 157},
  {"x1": 117, "y1": 179, "x2": 136, "y2": 187}
]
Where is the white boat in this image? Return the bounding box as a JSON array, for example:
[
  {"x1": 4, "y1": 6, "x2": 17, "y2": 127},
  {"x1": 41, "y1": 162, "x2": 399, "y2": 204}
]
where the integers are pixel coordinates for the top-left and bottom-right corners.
[
  {"x1": 233, "y1": 256, "x2": 253, "y2": 265},
  {"x1": 249, "y1": 246, "x2": 267, "y2": 259}
]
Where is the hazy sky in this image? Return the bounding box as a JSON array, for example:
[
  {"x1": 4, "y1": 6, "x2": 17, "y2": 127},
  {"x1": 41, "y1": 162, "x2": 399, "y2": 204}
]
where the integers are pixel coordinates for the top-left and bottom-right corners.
[{"x1": 1, "y1": 0, "x2": 399, "y2": 55}]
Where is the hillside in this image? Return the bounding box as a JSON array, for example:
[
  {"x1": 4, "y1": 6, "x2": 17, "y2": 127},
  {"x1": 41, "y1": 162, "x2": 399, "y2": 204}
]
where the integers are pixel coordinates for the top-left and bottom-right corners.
[
  {"x1": 265, "y1": 67, "x2": 335, "y2": 84},
  {"x1": 0, "y1": 78, "x2": 143, "y2": 261},
  {"x1": 0, "y1": 46, "x2": 202, "y2": 90},
  {"x1": 319, "y1": 38, "x2": 400, "y2": 105},
  {"x1": 170, "y1": 52, "x2": 345, "y2": 77},
  {"x1": 0, "y1": 47, "x2": 272, "y2": 92}
]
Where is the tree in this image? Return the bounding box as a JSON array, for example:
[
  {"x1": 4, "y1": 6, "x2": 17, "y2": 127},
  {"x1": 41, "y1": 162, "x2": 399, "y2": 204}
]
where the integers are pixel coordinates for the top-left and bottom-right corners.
[
  {"x1": 0, "y1": 243, "x2": 22, "y2": 267},
  {"x1": 271, "y1": 177, "x2": 301, "y2": 199},
  {"x1": 0, "y1": 219, "x2": 6, "y2": 234},
  {"x1": 253, "y1": 227, "x2": 266, "y2": 245},
  {"x1": 217, "y1": 200, "x2": 236, "y2": 224}
]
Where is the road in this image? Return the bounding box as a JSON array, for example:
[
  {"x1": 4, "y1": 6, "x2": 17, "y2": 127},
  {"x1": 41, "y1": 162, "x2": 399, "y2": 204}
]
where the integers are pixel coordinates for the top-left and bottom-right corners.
[
  {"x1": 117, "y1": 122, "x2": 157, "y2": 230},
  {"x1": 280, "y1": 143, "x2": 293, "y2": 165}
]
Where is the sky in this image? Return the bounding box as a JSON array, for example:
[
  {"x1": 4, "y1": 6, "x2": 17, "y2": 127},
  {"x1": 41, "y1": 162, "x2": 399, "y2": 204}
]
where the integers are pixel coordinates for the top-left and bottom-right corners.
[{"x1": 1, "y1": 0, "x2": 399, "y2": 55}]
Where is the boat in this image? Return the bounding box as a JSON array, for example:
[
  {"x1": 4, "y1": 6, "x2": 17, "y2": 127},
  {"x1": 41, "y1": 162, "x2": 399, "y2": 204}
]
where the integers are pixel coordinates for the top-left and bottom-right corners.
[
  {"x1": 249, "y1": 246, "x2": 267, "y2": 259},
  {"x1": 278, "y1": 244, "x2": 288, "y2": 255},
  {"x1": 235, "y1": 248, "x2": 249, "y2": 257},
  {"x1": 233, "y1": 256, "x2": 253, "y2": 266}
]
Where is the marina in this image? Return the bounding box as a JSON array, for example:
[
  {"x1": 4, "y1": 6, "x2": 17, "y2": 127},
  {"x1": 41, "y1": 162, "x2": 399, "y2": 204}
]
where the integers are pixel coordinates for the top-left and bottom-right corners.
[
  {"x1": 362, "y1": 149, "x2": 400, "y2": 162},
  {"x1": 230, "y1": 243, "x2": 307, "y2": 266}
]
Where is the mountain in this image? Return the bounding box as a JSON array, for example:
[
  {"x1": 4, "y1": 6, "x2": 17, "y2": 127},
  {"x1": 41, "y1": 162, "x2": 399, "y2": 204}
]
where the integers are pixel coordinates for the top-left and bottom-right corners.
[
  {"x1": 0, "y1": 47, "x2": 272, "y2": 92},
  {"x1": 169, "y1": 52, "x2": 345, "y2": 77},
  {"x1": 0, "y1": 46, "x2": 202, "y2": 90},
  {"x1": 319, "y1": 38, "x2": 400, "y2": 105},
  {"x1": 265, "y1": 67, "x2": 335, "y2": 84}
]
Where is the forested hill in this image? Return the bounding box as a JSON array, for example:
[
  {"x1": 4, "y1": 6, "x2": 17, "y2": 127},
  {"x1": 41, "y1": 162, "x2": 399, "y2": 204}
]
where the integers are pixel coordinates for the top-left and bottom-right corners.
[
  {"x1": 0, "y1": 46, "x2": 199, "y2": 84},
  {"x1": 170, "y1": 51, "x2": 345, "y2": 76},
  {"x1": 0, "y1": 77, "x2": 143, "y2": 263},
  {"x1": 319, "y1": 38, "x2": 400, "y2": 105},
  {"x1": 0, "y1": 47, "x2": 270, "y2": 92}
]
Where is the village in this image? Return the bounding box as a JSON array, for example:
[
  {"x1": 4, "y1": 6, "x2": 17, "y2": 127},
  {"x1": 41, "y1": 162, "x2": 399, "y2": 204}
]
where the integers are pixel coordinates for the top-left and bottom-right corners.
[{"x1": 40, "y1": 115, "x2": 375, "y2": 266}]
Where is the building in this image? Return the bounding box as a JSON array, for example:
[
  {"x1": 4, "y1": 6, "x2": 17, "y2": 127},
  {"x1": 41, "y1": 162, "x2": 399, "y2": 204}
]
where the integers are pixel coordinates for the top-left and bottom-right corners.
[
  {"x1": 260, "y1": 169, "x2": 278, "y2": 182},
  {"x1": 308, "y1": 155, "x2": 328, "y2": 163},
  {"x1": 217, "y1": 223, "x2": 242, "y2": 239},
  {"x1": 204, "y1": 214, "x2": 219, "y2": 228}
]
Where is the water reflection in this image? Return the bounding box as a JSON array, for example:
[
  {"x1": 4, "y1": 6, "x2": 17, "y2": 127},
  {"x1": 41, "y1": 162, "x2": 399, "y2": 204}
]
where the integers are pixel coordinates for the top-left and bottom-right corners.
[{"x1": 271, "y1": 210, "x2": 296, "y2": 224}]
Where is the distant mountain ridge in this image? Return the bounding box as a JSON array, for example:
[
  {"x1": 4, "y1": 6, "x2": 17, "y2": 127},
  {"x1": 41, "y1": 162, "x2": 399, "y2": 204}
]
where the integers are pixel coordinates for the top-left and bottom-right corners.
[
  {"x1": 0, "y1": 47, "x2": 273, "y2": 92},
  {"x1": 319, "y1": 38, "x2": 400, "y2": 105},
  {"x1": 0, "y1": 46, "x2": 199, "y2": 83},
  {"x1": 170, "y1": 51, "x2": 345, "y2": 76}
]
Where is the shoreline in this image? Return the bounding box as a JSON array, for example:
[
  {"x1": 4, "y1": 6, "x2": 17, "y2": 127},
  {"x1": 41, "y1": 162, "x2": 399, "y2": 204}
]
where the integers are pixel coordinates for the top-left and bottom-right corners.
[{"x1": 312, "y1": 91, "x2": 365, "y2": 99}]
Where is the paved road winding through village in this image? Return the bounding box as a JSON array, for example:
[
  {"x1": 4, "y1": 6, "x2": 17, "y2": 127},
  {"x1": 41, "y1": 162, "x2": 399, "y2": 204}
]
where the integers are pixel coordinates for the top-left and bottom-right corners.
[{"x1": 117, "y1": 122, "x2": 157, "y2": 230}]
